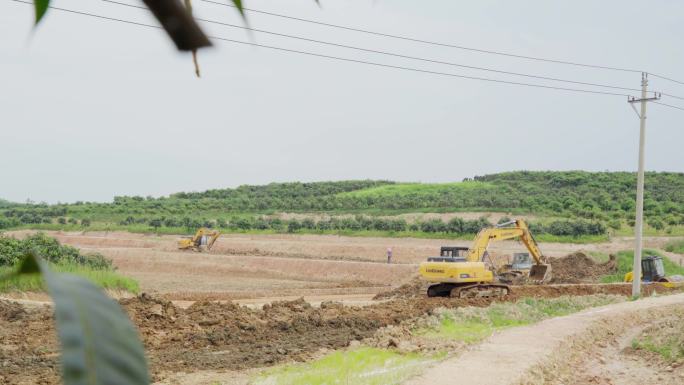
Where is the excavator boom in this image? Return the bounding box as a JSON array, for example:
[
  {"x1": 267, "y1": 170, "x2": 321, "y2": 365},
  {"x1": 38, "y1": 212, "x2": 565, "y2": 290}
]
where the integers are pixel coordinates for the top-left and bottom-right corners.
[{"x1": 467, "y1": 219, "x2": 551, "y2": 282}]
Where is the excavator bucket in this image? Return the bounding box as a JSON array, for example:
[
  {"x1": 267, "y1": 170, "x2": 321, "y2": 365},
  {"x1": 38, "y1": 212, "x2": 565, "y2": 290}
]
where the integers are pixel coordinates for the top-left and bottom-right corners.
[{"x1": 529, "y1": 264, "x2": 552, "y2": 283}]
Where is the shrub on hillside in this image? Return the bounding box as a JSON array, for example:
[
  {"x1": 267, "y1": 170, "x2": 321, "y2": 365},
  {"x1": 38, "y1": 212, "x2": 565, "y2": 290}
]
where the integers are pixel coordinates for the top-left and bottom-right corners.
[{"x1": 0, "y1": 233, "x2": 114, "y2": 269}]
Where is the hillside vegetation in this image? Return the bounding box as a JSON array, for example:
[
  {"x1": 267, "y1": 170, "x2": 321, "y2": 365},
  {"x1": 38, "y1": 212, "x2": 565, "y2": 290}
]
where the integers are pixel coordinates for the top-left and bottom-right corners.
[
  {"x1": 1, "y1": 171, "x2": 682, "y2": 239},
  {"x1": 0, "y1": 233, "x2": 139, "y2": 293}
]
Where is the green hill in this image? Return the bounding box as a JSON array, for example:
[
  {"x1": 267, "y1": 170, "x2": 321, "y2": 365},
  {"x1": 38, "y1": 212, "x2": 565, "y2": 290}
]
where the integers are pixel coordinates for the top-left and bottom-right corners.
[{"x1": 1, "y1": 171, "x2": 683, "y2": 240}]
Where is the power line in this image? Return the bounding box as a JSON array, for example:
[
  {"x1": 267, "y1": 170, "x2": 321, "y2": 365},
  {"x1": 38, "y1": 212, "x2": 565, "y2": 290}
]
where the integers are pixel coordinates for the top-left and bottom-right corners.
[
  {"x1": 652, "y1": 101, "x2": 684, "y2": 112},
  {"x1": 659, "y1": 92, "x2": 684, "y2": 102},
  {"x1": 9, "y1": 0, "x2": 634, "y2": 98},
  {"x1": 102, "y1": 0, "x2": 651, "y2": 94},
  {"x1": 200, "y1": 0, "x2": 646, "y2": 74},
  {"x1": 201, "y1": 0, "x2": 684, "y2": 87},
  {"x1": 650, "y1": 73, "x2": 684, "y2": 86}
]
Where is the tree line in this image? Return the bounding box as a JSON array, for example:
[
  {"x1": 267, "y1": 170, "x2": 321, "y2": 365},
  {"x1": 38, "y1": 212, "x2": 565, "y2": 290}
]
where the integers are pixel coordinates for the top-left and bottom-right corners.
[
  {"x1": 122, "y1": 214, "x2": 606, "y2": 237},
  {"x1": 1, "y1": 171, "x2": 682, "y2": 233}
]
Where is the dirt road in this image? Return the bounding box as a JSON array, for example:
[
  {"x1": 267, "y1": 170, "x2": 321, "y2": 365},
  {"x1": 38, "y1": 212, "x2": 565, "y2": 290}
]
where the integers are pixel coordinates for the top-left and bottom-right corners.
[{"x1": 404, "y1": 293, "x2": 684, "y2": 385}]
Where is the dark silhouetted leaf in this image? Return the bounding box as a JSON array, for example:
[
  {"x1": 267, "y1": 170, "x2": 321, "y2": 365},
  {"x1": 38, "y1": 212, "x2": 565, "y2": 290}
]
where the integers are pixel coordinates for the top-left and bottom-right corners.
[
  {"x1": 143, "y1": 0, "x2": 211, "y2": 51},
  {"x1": 13, "y1": 253, "x2": 150, "y2": 385}
]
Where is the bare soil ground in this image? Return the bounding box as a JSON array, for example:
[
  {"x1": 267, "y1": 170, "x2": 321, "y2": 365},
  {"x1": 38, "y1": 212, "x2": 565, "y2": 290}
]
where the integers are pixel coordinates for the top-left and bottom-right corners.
[
  {"x1": 2, "y1": 230, "x2": 683, "y2": 385},
  {"x1": 4, "y1": 230, "x2": 680, "y2": 302},
  {"x1": 2, "y1": 283, "x2": 678, "y2": 385}
]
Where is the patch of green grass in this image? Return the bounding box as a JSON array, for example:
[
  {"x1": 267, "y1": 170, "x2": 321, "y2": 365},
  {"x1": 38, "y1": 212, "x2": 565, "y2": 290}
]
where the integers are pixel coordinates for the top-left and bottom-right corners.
[
  {"x1": 416, "y1": 295, "x2": 624, "y2": 343},
  {"x1": 337, "y1": 181, "x2": 495, "y2": 198},
  {"x1": 600, "y1": 249, "x2": 684, "y2": 283},
  {"x1": 665, "y1": 239, "x2": 684, "y2": 254},
  {"x1": 631, "y1": 338, "x2": 684, "y2": 362},
  {"x1": 252, "y1": 347, "x2": 443, "y2": 385},
  {"x1": 0, "y1": 262, "x2": 139, "y2": 294}
]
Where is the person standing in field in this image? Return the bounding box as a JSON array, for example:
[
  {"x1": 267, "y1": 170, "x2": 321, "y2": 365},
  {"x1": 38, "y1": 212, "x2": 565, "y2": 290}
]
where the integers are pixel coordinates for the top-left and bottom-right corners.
[{"x1": 387, "y1": 247, "x2": 393, "y2": 264}]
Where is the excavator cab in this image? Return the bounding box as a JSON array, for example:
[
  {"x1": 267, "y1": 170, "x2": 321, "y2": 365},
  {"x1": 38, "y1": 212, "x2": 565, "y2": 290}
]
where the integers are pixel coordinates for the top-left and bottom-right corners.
[
  {"x1": 642, "y1": 255, "x2": 666, "y2": 282},
  {"x1": 511, "y1": 253, "x2": 532, "y2": 270},
  {"x1": 427, "y1": 247, "x2": 469, "y2": 263}
]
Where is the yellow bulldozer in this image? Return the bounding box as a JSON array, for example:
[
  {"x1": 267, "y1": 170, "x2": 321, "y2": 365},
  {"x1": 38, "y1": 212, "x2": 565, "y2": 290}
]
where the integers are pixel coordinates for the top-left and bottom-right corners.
[
  {"x1": 419, "y1": 219, "x2": 552, "y2": 298},
  {"x1": 177, "y1": 228, "x2": 220, "y2": 252}
]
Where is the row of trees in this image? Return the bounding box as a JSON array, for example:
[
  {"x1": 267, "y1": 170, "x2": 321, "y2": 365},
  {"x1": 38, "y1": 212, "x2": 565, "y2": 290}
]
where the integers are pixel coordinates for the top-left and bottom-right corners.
[
  {"x1": 0, "y1": 216, "x2": 91, "y2": 229},
  {"x1": 125, "y1": 214, "x2": 606, "y2": 237}
]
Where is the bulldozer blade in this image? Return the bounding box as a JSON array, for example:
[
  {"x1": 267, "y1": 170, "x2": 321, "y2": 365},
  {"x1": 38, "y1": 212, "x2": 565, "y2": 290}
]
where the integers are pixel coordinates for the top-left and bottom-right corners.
[{"x1": 529, "y1": 264, "x2": 552, "y2": 283}]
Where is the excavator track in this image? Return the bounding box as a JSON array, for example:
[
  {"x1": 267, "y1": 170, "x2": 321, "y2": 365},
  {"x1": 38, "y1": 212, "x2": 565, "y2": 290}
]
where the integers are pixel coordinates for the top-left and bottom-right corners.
[{"x1": 427, "y1": 283, "x2": 510, "y2": 298}]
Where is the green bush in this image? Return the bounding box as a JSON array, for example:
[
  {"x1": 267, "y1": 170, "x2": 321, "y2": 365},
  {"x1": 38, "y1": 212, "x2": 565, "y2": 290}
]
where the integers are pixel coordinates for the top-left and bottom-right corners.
[{"x1": 0, "y1": 233, "x2": 114, "y2": 270}]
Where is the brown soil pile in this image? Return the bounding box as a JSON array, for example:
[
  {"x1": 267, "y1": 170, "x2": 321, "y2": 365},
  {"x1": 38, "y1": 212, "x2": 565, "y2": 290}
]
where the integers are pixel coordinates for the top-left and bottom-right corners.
[
  {"x1": 373, "y1": 276, "x2": 427, "y2": 300},
  {"x1": 549, "y1": 252, "x2": 617, "y2": 284},
  {"x1": 0, "y1": 299, "x2": 27, "y2": 321}
]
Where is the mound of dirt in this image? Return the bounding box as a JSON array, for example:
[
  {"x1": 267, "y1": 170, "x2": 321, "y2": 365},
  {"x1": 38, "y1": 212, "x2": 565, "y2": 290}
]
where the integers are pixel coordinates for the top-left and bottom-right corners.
[
  {"x1": 549, "y1": 252, "x2": 617, "y2": 283},
  {"x1": 373, "y1": 276, "x2": 427, "y2": 300},
  {"x1": 0, "y1": 300, "x2": 27, "y2": 321}
]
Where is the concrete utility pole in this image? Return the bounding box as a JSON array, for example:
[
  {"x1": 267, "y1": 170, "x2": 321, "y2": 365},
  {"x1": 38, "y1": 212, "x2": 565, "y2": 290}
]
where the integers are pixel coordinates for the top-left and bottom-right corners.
[{"x1": 628, "y1": 73, "x2": 660, "y2": 298}]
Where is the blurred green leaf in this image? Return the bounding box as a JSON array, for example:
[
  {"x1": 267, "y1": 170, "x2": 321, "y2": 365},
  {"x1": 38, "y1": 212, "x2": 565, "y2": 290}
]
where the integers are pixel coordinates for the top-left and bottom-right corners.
[
  {"x1": 33, "y1": 0, "x2": 50, "y2": 25},
  {"x1": 16, "y1": 253, "x2": 150, "y2": 385},
  {"x1": 231, "y1": 0, "x2": 245, "y2": 18}
]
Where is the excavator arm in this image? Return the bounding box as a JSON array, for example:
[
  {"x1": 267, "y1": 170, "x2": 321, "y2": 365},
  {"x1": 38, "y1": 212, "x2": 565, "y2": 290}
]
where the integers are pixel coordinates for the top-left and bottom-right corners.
[
  {"x1": 467, "y1": 219, "x2": 550, "y2": 282},
  {"x1": 205, "y1": 230, "x2": 220, "y2": 250}
]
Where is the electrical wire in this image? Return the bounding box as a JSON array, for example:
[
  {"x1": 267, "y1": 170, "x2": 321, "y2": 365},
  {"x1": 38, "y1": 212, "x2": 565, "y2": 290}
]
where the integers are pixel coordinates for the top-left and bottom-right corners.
[
  {"x1": 200, "y1": 0, "x2": 646, "y2": 74},
  {"x1": 659, "y1": 92, "x2": 684, "y2": 102},
  {"x1": 652, "y1": 101, "x2": 684, "y2": 111},
  {"x1": 101, "y1": 0, "x2": 650, "y2": 94},
  {"x1": 9, "y1": 0, "x2": 635, "y2": 98},
  {"x1": 201, "y1": 0, "x2": 684, "y2": 86},
  {"x1": 650, "y1": 73, "x2": 684, "y2": 86}
]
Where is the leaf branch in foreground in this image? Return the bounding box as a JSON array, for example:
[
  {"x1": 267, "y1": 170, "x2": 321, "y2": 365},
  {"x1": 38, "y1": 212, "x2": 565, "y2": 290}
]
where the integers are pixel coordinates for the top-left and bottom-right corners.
[
  {"x1": 32, "y1": 0, "x2": 50, "y2": 25},
  {"x1": 142, "y1": 0, "x2": 211, "y2": 51},
  {"x1": 13, "y1": 252, "x2": 149, "y2": 385}
]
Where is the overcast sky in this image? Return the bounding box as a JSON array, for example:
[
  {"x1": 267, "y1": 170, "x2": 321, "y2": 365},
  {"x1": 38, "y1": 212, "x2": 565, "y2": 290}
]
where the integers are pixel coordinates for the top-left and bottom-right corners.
[{"x1": 1, "y1": 0, "x2": 683, "y2": 203}]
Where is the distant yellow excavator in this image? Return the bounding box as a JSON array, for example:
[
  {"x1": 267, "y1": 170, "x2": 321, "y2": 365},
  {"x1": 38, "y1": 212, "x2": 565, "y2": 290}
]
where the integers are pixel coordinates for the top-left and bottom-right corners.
[
  {"x1": 177, "y1": 228, "x2": 220, "y2": 252},
  {"x1": 419, "y1": 219, "x2": 552, "y2": 298}
]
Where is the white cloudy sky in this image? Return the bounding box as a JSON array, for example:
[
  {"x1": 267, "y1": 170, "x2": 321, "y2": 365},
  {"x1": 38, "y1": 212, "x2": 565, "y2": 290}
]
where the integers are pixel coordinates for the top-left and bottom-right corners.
[{"x1": 1, "y1": 0, "x2": 683, "y2": 203}]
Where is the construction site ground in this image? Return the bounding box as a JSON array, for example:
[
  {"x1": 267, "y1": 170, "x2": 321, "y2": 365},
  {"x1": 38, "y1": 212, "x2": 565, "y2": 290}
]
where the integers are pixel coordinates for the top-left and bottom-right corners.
[
  {"x1": 3, "y1": 230, "x2": 682, "y2": 302},
  {"x1": 1, "y1": 230, "x2": 683, "y2": 385}
]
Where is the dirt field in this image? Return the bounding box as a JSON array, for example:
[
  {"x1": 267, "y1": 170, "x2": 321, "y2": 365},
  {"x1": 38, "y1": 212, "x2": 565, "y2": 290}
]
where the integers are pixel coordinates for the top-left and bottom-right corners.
[
  {"x1": 4, "y1": 230, "x2": 681, "y2": 302},
  {"x1": 2, "y1": 230, "x2": 683, "y2": 385},
  {"x1": 2, "y1": 284, "x2": 677, "y2": 385}
]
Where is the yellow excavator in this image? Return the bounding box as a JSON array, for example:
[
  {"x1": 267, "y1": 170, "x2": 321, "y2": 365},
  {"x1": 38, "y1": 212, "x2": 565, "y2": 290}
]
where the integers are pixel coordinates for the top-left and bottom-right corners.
[
  {"x1": 419, "y1": 219, "x2": 552, "y2": 298},
  {"x1": 177, "y1": 228, "x2": 220, "y2": 252}
]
